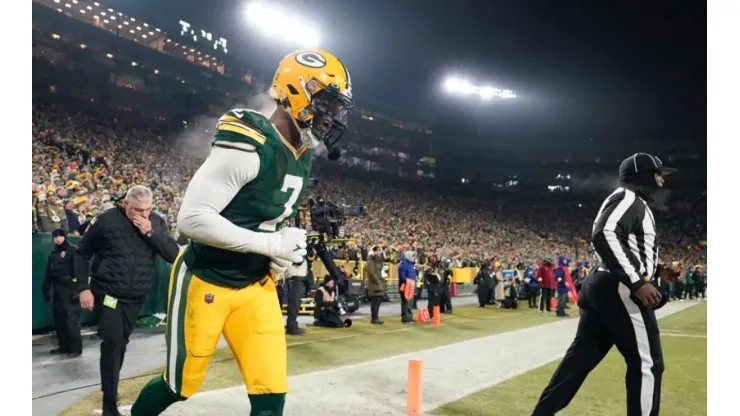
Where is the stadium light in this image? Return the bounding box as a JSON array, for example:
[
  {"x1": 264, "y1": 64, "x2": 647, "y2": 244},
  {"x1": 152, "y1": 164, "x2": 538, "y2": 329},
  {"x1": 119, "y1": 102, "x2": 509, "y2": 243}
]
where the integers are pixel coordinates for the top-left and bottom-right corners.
[
  {"x1": 244, "y1": 2, "x2": 321, "y2": 47},
  {"x1": 442, "y1": 75, "x2": 516, "y2": 100}
]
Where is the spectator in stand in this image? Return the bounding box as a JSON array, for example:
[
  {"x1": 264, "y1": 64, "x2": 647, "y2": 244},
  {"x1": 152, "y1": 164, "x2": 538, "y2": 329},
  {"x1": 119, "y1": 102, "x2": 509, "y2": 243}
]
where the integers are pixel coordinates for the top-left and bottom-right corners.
[
  {"x1": 37, "y1": 191, "x2": 68, "y2": 233},
  {"x1": 32, "y1": 102, "x2": 707, "y2": 273}
]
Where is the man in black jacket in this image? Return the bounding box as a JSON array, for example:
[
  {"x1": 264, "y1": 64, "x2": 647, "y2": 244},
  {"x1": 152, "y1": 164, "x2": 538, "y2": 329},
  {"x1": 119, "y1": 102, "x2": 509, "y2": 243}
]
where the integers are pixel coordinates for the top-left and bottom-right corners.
[
  {"x1": 692, "y1": 265, "x2": 706, "y2": 299},
  {"x1": 285, "y1": 245, "x2": 314, "y2": 336},
  {"x1": 474, "y1": 262, "x2": 493, "y2": 307},
  {"x1": 74, "y1": 185, "x2": 179, "y2": 416},
  {"x1": 439, "y1": 262, "x2": 454, "y2": 313},
  {"x1": 424, "y1": 264, "x2": 442, "y2": 319},
  {"x1": 43, "y1": 229, "x2": 82, "y2": 357}
]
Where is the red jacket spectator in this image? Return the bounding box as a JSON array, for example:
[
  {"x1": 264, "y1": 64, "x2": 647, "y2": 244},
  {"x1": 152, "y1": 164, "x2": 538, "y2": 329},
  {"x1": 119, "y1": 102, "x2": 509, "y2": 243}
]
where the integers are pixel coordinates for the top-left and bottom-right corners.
[{"x1": 536, "y1": 261, "x2": 557, "y2": 290}]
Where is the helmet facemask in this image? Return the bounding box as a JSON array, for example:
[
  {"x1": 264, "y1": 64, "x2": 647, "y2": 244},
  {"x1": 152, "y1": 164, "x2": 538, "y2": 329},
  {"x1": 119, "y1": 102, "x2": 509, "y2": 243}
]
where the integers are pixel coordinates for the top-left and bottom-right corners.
[{"x1": 296, "y1": 79, "x2": 353, "y2": 151}]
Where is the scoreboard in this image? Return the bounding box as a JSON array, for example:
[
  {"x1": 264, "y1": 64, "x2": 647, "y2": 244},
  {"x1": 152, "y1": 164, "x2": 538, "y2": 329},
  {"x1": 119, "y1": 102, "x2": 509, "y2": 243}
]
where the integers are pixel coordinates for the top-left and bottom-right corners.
[{"x1": 179, "y1": 20, "x2": 228, "y2": 54}]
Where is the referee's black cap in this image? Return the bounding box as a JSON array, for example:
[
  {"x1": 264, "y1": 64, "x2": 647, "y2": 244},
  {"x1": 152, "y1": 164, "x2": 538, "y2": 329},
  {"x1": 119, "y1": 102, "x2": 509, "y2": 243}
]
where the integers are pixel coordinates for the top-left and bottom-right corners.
[{"x1": 619, "y1": 153, "x2": 677, "y2": 180}]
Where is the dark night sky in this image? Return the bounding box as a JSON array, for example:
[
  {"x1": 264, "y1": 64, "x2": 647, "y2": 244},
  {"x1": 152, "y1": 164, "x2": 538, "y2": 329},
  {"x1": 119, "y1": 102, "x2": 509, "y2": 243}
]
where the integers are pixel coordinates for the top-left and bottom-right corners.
[{"x1": 100, "y1": 0, "x2": 706, "y2": 150}]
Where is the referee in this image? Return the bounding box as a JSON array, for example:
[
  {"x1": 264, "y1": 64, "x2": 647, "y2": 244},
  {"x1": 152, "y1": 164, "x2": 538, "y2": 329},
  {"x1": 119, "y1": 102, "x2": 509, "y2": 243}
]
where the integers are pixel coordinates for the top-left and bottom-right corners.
[
  {"x1": 532, "y1": 153, "x2": 678, "y2": 416},
  {"x1": 74, "y1": 185, "x2": 179, "y2": 416}
]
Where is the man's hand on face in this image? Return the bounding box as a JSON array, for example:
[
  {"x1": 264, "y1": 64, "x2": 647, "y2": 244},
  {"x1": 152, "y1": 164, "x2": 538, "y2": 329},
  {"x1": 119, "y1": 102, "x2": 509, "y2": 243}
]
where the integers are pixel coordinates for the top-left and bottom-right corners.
[{"x1": 133, "y1": 215, "x2": 152, "y2": 234}]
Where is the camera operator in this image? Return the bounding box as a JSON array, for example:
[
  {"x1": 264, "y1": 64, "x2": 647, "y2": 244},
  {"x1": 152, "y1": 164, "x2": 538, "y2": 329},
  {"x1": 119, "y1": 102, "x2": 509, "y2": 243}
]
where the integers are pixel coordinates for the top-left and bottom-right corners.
[
  {"x1": 313, "y1": 276, "x2": 352, "y2": 328},
  {"x1": 310, "y1": 196, "x2": 339, "y2": 239}
]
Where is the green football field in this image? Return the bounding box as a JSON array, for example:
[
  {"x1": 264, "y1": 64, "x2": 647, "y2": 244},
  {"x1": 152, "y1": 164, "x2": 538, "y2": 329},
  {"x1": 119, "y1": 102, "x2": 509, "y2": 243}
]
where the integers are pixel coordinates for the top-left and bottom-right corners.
[
  {"x1": 64, "y1": 301, "x2": 706, "y2": 415},
  {"x1": 64, "y1": 304, "x2": 558, "y2": 415},
  {"x1": 434, "y1": 302, "x2": 707, "y2": 416}
]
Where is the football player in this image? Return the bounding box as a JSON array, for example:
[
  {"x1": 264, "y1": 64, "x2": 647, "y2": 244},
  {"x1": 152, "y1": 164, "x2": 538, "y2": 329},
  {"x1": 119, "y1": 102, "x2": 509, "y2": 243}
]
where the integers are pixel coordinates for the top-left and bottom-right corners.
[{"x1": 129, "y1": 49, "x2": 353, "y2": 416}]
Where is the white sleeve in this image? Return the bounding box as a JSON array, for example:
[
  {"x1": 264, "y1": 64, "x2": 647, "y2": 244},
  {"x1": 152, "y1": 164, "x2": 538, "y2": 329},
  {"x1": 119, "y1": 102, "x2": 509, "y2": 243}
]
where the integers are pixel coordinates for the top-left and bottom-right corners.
[{"x1": 177, "y1": 145, "x2": 276, "y2": 255}]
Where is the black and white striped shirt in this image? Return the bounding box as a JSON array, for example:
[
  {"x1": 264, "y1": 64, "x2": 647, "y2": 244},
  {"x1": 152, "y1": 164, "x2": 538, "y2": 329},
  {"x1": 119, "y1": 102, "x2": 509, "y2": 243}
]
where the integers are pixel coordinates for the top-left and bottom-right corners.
[{"x1": 591, "y1": 187, "x2": 658, "y2": 288}]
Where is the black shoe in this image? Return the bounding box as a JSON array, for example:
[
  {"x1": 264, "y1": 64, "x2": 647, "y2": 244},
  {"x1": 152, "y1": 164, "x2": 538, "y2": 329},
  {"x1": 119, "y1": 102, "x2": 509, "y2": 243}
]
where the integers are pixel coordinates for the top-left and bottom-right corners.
[
  {"x1": 556, "y1": 313, "x2": 569, "y2": 317},
  {"x1": 401, "y1": 319, "x2": 414, "y2": 324},
  {"x1": 286, "y1": 327, "x2": 305, "y2": 336},
  {"x1": 443, "y1": 311, "x2": 452, "y2": 314},
  {"x1": 102, "y1": 404, "x2": 122, "y2": 416},
  {"x1": 67, "y1": 352, "x2": 82, "y2": 358},
  {"x1": 371, "y1": 319, "x2": 384, "y2": 325},
  {"x1": 49, "y1": 348, "x2": 65, "y2": 355}
]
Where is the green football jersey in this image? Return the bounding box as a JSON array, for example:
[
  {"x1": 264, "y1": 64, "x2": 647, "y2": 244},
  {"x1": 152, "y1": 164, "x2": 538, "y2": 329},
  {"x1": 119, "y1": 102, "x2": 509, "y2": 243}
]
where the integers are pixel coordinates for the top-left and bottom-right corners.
[{"x1": 182, "y1": 108, "x2": 312, "y2": 288}]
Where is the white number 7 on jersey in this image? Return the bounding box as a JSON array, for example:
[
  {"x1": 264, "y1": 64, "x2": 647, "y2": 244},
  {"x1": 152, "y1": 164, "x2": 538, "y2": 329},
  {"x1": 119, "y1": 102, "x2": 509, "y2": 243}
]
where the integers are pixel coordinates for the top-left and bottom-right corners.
[{"x1": 258, "y1": 174, "x2": 304, "y2": 232}]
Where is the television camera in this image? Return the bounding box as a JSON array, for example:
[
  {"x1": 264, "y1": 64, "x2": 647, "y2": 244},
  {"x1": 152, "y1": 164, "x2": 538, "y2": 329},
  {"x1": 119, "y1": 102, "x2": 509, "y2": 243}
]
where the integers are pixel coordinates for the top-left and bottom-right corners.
[
  {"x1": 307, "y1": 233, "x2": 365, "y2": 314},
  {"x1": 280, "y1": 233, "x2": 366, "y2": 316}
]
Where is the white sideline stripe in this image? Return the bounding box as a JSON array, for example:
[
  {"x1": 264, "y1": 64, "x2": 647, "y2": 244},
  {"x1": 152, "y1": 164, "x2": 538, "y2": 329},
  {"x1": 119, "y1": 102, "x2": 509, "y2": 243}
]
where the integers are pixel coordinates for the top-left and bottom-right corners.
[
  {"x1": 107, "y1": 302, "x2": 695, "y2": 416},
  {"x1": 662, "y1": 332, "x2": 706, "y2": 339}
]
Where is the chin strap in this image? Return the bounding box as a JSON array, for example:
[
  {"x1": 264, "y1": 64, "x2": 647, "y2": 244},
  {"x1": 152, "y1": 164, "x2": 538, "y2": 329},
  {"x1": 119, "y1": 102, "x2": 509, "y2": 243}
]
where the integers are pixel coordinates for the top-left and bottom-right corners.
[
  {"x1": 271, "y1": 85, "x2": 321, "y2": 149},
  {"x1": 293, "y1": 115, "x2": 321, "y2": 149}
]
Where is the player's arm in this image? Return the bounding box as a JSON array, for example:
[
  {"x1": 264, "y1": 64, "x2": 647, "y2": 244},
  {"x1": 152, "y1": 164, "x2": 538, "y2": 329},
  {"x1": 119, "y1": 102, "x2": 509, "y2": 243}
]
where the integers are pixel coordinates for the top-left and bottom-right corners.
[
  {"x1": 176, "y1": 144, "x2": 268, "y2": 254},
  {"x1": 177, "y1": 111, "x2": 306, "y2": 262}
]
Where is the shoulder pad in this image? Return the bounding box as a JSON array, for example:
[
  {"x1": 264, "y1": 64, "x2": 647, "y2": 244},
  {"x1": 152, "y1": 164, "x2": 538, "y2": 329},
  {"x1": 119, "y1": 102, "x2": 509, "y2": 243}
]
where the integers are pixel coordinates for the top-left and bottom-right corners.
[{"x1": 214, "y1": 109, "x2": 272, "y2": 150}]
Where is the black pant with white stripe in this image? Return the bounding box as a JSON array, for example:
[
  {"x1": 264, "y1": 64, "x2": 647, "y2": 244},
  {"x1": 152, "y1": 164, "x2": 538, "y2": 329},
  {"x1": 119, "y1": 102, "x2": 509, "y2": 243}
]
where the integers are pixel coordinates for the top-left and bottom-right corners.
[{"x1": 532, "y1": 272, "x2": 664, "y2": 416}]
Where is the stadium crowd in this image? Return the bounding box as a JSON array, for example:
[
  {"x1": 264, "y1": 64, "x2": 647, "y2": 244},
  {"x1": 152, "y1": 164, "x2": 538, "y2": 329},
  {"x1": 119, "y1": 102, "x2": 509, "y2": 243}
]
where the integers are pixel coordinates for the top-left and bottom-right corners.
[{"x1": 32, "y1": 102, "x2": 707, "y2": 273}]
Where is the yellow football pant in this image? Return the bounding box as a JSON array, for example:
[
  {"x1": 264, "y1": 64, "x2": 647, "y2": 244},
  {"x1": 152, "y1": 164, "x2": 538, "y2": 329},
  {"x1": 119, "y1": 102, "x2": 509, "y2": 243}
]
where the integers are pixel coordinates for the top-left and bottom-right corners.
[{"x1": 163, "y1": 254, "x2": 287, "y2": 398}]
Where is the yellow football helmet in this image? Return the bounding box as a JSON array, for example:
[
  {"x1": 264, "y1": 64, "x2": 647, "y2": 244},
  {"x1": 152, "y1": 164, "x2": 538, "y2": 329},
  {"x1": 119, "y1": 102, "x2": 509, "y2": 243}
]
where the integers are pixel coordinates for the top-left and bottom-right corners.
[{"x1": 270, "y1": 49, "x2": 354, "y2": 151}]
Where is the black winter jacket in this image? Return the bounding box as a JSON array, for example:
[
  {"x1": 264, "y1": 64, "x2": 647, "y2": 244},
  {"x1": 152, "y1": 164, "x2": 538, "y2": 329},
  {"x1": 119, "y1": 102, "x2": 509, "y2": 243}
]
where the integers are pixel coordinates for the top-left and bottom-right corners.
[
  {"x1": 74, "y1": 207, "x2": 179, "y2": 302},
  {"x1": 43, "y1": 240, "x2": 77, "y2": 301}
]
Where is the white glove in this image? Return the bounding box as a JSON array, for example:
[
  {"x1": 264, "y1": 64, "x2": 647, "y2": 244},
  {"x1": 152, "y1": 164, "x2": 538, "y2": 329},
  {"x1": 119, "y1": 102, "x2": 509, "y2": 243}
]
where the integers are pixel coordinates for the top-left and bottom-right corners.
[
  {"x1": 271, "y1": 258, "x2": 308, "y2": 278},
  {"x1": 266, "y1": 227, "x2": 307, "y2": 264},
  {"x1": 269, "y1": 260, "x2": 289, "y2": 280}
]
